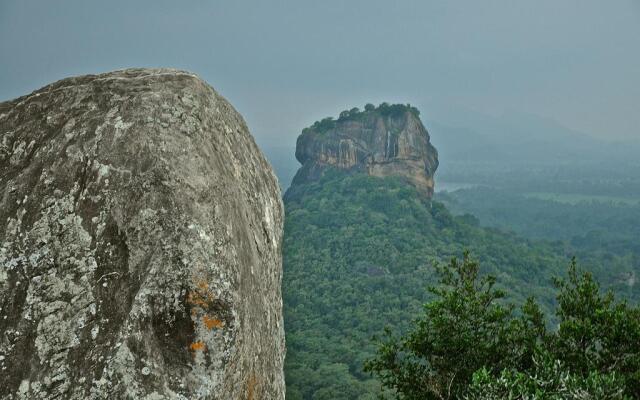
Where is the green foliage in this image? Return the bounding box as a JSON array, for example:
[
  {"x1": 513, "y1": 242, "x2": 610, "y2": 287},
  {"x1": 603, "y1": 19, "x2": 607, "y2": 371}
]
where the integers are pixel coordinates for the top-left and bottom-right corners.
[
  {"x1": 366, "y1": 256, "x2": 640, "y2": 399},
  {"x1": 363, "y1": 253, "x2": 519, "y2": 399},
  {"x1": 308, "y1": 103, "x2": 421, "y2": 134},
  {"x1": 438, "y1": 187, "x2": 640, "y2": 303},
  {"x1": 286, "y1": 363, "x2": 379, "y2": 400},
  {"x1": 438, "y1": 164, "x2": 640, "y2": 199},
  {"x1": 283, "y1": 172, "x2": 572, "y2": 399},
  {"x1": 550, "y1": 261, "x2": 640, "y2": 396},
  {"x1": 376, "y1": 102, "x2": 420, "y2": 118},
  {"x1": 283, "y1": 173, "x2": 639, "y2": 398},
  {"x1": 466, "y1": 354, "x2": 629, "y2": 400},
  {"x1": 307, "y1": 117, "x2": 337, "y2": 133}
]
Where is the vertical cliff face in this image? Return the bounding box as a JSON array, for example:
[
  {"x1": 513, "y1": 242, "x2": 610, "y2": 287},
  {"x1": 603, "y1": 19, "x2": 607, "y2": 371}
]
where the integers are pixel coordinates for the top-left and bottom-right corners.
[
  {"x1": 289, "y1": 105, "x2": 438, "y2": 197},
  {"x1": 0, "y1": 69, "x2": 285, "y2": 399}
]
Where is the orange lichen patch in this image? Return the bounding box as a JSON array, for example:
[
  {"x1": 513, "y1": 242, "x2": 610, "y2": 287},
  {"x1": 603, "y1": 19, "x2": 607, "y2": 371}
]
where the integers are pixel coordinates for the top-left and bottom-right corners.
[
  {"x1": 247, "y1": 373, "x2": 257, "y2": 400},
  {"x1": 187, "y1": 280, "x2": 217, "y2": 312},
  {"x1": 186, "y1": 291, "x2": 210, "y2": 308},
  {"x1": 190, "y1": 341, "x2": 206, "y2": 351},
  {"x1": 203, "y1": 315, "x2": 224, "y2": 330}
]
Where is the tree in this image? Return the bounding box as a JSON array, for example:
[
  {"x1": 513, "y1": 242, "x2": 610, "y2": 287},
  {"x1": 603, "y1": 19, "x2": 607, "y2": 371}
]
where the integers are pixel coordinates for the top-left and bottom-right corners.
[
  {"x1": 550, "y1": 259, "x2": 640, "y2": 398},
  {"x1": 364, "y1": 103, "x2": 375, "y2": 112},
  {"x1": 311, "y1": 117, "x2": 336, "y2": 132},
  {"x1": 365, "y1": 254, "x2": 640, "y2": 399},
  {"x1": 364, "y1": 252, "x2": 519, "y2": 399}
]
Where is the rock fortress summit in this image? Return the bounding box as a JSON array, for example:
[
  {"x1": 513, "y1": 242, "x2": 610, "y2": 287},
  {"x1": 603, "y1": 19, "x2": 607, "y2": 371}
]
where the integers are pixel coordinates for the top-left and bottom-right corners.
[
  {"x1": 288, "y1": 103, "x2": 439, "y2": 198},
  {"x1": 0, "y1": 68, "x2": 285, "y2": 399}
]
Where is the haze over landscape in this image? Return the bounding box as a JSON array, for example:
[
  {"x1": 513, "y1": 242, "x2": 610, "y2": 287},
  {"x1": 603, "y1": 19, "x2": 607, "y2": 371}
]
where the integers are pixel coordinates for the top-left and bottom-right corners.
[
  {"x1": 1, "y1": 2, "x2": 639, "y2": 399},
  {"x1": 2, "y1": 1, "x2": 639, "y2": 144}
]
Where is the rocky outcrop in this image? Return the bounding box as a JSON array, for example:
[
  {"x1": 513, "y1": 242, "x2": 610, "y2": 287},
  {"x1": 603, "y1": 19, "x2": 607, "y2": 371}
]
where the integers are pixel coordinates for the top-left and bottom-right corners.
[
  {"x1": 0, "y1": 69, "x2": 285, "y2": 399},
  {"x1": 288, "y1": 105, "x2": 438, "y2": 197}
]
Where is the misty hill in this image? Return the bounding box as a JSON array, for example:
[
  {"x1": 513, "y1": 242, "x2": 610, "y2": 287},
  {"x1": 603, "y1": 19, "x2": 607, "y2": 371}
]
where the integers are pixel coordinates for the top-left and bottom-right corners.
[
  {"x1": 433, "y1": 110, "x2": 638, "y2": 166},
  {"x1": 438, "y1": 186, "x2": 639, "y2": 295},
  {"x1": 431, "y1": 111, "x2": 640, "y2": 196}
]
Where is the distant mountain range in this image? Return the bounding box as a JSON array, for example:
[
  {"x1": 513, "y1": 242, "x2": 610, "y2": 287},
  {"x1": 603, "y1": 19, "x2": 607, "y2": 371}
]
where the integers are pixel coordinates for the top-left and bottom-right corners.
[{"x1": 431, "y1": 111, "x2": 640, "y2": 167}]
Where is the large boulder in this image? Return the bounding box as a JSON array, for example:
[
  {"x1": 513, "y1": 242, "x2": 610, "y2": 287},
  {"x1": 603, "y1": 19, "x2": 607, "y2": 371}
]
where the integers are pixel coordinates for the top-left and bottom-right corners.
[
  {"x1": 288, "y1": 104, "x2": 438, "y2": 198},
  {"x1": 0, "y1": 69, "x2": 285, "y2": 399}
]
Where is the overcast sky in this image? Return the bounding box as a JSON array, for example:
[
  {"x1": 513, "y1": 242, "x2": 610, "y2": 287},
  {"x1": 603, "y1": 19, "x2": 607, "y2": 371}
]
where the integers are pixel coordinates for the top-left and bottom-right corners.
[{"x1": 1, "y1": 0, "x2": 639, "y2": 145}]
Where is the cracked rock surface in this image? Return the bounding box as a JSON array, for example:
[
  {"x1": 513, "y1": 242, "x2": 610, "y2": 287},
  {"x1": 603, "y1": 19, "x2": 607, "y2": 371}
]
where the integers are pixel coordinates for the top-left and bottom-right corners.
[{"x1": 0, "y1": 68, "x2": 285, "y2": 399}]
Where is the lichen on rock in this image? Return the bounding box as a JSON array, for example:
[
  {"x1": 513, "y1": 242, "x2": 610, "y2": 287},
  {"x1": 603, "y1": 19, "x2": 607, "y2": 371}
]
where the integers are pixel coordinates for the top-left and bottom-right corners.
[{"x1": 0, "y1": 68, "x2": 285, "y2": 399}]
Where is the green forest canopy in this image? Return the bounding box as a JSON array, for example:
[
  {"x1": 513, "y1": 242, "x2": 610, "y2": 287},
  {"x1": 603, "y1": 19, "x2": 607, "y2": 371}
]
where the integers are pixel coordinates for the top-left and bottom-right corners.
[
  {"x1": 304, "y1": 103, "x2": 421, "y2": 134},
  {"x1": 282, "y1": 171, "x2": 638, "y2": 399}
]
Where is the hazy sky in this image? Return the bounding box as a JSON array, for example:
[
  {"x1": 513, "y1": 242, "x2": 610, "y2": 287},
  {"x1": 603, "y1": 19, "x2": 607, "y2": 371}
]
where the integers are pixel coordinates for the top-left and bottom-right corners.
[{"x1": 1, "y1": 0, "x2": 639, "y2": 145}]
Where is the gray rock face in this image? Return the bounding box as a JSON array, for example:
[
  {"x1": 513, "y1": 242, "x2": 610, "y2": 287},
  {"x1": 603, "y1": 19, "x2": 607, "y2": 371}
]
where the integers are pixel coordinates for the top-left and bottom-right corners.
[
  {"x1": 289, "y1": 107, "x2": 438, "y2": 197},
  {"x1": 0, "y1": 69, "x2": 285, "y2": 399}
]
